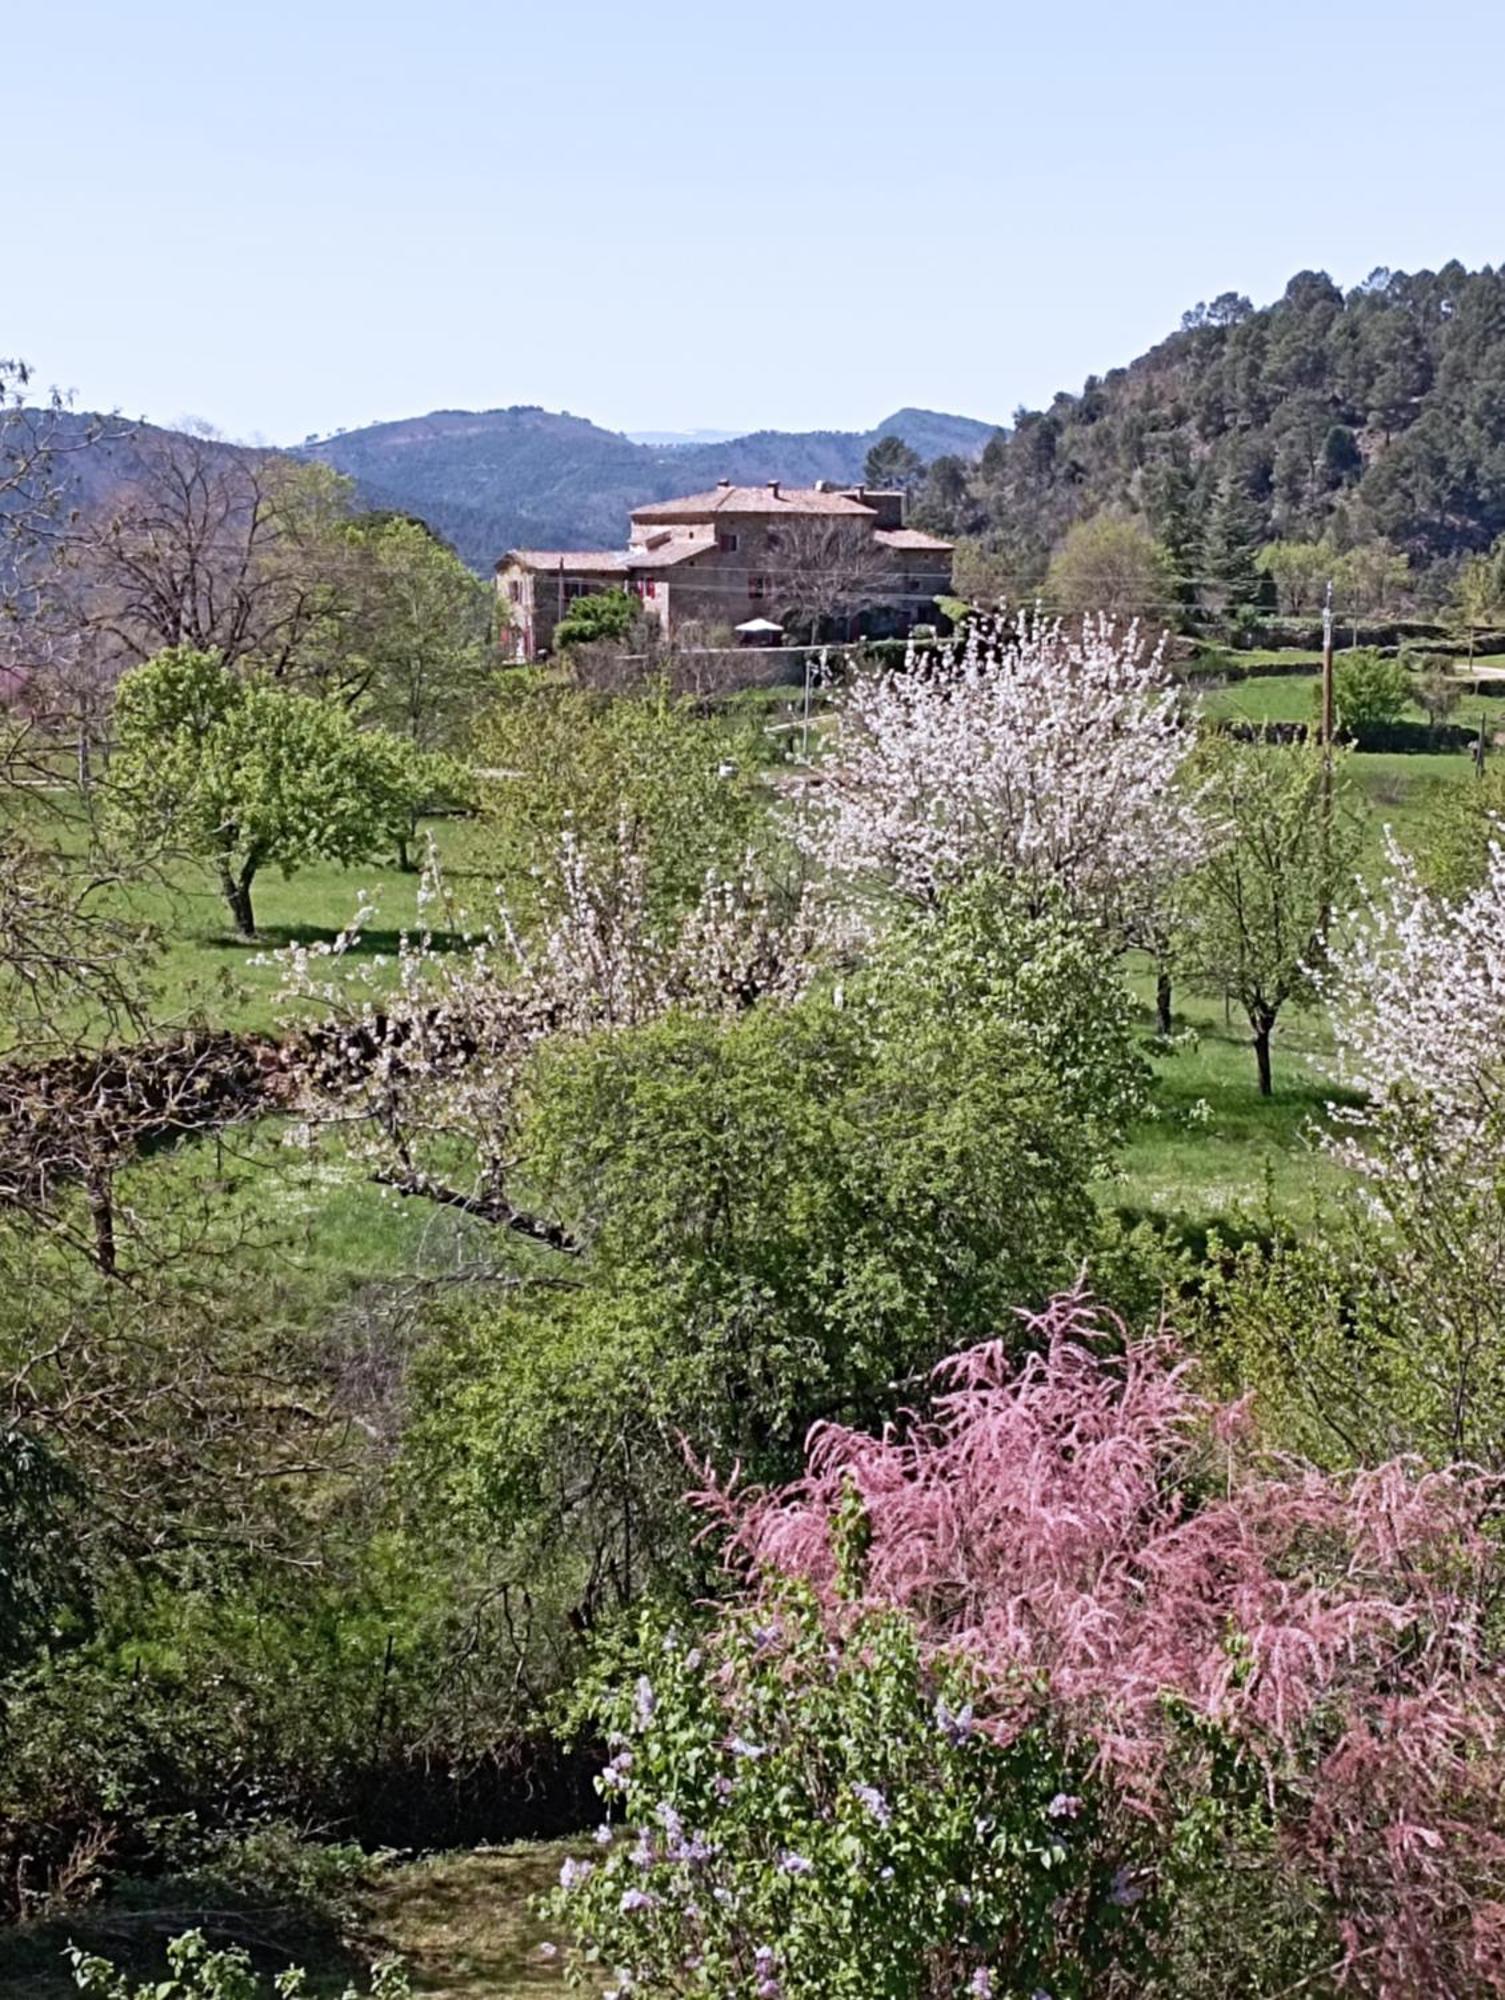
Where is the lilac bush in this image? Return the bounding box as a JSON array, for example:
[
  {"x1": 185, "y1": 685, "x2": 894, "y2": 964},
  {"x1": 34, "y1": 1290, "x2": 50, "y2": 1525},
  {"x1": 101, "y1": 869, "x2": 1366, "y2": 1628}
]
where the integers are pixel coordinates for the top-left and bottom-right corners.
[{"x1": 545, "y1": 1591, "x2": 1155, "y2": 1998}]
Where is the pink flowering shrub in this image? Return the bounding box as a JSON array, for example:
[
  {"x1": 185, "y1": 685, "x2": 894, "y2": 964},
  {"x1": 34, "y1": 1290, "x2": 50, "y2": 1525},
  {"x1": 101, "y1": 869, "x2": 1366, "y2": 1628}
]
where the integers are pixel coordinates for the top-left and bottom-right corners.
[{"x1": 706, "y1": 1289, "x2": 1505, "y2": 1997}]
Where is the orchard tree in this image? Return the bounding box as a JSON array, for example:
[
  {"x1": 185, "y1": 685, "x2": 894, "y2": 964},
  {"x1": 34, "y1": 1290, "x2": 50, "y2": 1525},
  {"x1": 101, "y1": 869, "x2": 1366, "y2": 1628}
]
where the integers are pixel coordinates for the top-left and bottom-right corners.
[
  {"x1": 1325, "y1": 832, "x2": 1505, "y2": 1190},
  {"x1": 1, "y1": 361, "x2": 150, "y2": 1050},
  {"x1": 1451, "y1": 534, "x2": 1505, "y2": 660},
  {"x1": 476, "y1": 675, "x2": 761, "y2": 936},
  {"x1": 1301, "y1": 835, "x2": 1505, "y2": 1461},
  {"x1": 799, "y1": 612, "x2": 1208, "y2": 931},
  {"x1": 1332, "y1": 539, "x2": 1409, "y2": 623},
  {"x1": 1422, "y1": 764, "x2": 1505, "y2": 897},
  {"x1": 66, "y1": 432, "x2": 358, "y2": 681},
  {"x1": 111, "y1": 647, "x2": 431, "y2": 935},
  {"x1": 1412, "y1": 655, "x2": 1463, "y2": 733},
  {"x1": 1180, "y1": 736, "x2": 1361, "y2": 1094},
  {"x1": 1255, "y1": 538, "x2": 1331, "y2": 615},
  {"x1": 1043, "y1": 513, "x2": 1176, "y2": 624}
]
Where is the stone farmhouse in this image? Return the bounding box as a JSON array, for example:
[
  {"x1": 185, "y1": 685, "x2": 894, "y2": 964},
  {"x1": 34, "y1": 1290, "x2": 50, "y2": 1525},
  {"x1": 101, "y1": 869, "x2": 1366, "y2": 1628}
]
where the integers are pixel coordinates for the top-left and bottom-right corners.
[{"x1": 495, "y1": 480, "x2": 954, "y2": 660}]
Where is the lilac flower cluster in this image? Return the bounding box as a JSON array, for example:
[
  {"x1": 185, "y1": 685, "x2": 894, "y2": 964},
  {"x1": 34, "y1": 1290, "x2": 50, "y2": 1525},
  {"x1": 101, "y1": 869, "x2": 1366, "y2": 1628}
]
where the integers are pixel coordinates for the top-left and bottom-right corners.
[{"x1": 935, "y1": 1697, "x2": 976, "y2": 1746}]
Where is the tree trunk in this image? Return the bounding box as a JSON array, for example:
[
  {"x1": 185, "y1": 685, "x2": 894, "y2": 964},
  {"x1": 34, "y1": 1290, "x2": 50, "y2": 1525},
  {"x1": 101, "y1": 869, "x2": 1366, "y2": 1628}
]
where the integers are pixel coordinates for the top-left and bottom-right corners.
[
  {"x1": 1253, "y1": 1018, "x2": 1274, "y2": 1097},
  {"x1": 1155, "y1": 963, "x2": 1173, "y2": 1039},
  {"x1": 218, "y1": 861, "x2": 257, "y2": 938},
  {"x1": 396, "y1": 811, "x2": 417, "y2": 872}
]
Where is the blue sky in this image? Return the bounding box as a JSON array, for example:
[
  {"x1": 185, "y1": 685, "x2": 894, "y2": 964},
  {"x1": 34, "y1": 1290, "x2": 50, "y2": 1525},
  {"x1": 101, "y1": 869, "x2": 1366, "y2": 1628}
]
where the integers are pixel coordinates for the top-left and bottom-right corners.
[{"x1": 12, "y1": 0, "x2": 1505, "y2": 444}]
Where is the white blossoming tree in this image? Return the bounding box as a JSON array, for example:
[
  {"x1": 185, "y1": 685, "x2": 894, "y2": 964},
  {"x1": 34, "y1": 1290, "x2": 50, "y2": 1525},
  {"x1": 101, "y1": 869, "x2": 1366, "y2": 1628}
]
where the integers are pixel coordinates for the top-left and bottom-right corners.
[
  {"x1": 1325, "y1": 831, "x2": 1505, "y2": 1185},
  {"x1": 796, "y1": 613, "x2": 1207, "y2": 940},
  {"x1": 1317, "y1": 831, "x2": 1505, "y2": 1459}
]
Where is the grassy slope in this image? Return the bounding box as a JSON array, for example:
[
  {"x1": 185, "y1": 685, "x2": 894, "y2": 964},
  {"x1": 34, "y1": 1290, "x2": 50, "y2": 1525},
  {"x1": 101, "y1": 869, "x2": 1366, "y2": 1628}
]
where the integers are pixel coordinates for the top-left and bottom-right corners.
[
  {"x1": 24, "y1": 705, "x2": 1478, "y2": 1250},
  {"x1": 358, "y1": 1846, "x2": 588, "y2": 1998},
  {"x1": 1111, "y1": 964, "x2": 1342, "y2": 1228},
  {"x1": 117, "y1": 819, "x2": 483, "y2": 1036}
]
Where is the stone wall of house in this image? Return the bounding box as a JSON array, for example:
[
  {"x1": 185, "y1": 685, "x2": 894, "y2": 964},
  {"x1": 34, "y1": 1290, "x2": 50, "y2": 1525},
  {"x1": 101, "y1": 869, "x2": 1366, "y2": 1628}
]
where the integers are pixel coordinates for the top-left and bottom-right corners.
[{"x1": 496, "y1": 559, "x2": 628, "y2": 659}]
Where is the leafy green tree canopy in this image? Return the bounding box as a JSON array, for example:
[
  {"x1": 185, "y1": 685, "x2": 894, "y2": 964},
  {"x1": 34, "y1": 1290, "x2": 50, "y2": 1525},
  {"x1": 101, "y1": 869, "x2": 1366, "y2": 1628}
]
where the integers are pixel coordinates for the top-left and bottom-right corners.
[
  {"x1": 863, "y1": 433, "x2": 926, "y2": 494},
  {"x1": 1044, "y1": 513, "x2": 1175, "y2": 623},
  {"x1": 1181, "y1": 737, "x2": 1362, "y2": 1094},
  {"x1": 112, "y1": 647, "x2": 437, "y2": 936},
  {"x1": 338, "y1": 513, "x2": 494, "y2": 750},
  {"x1": 1330, "y1": 648, "x2": 1410, "y2": 730},
  {"x1": 475, "y1": 675, "x2": 759, "y2": 936}
]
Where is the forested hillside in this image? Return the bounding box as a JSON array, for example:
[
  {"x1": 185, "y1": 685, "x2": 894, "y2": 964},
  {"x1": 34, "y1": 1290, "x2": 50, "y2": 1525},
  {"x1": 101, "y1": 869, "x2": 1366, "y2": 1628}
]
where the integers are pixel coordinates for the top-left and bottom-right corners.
[{"x1": 919, "y1": 263, "x2": 1505, "y2": 601}]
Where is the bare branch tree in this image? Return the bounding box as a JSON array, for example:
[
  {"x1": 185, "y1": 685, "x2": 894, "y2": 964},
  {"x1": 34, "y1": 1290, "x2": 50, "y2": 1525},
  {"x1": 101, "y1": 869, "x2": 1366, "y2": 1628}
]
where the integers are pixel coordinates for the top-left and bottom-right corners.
[
  {"x1": 61, "y1": 429, "x2": 360, "y2": 687},
  {"x1": 765, "y1": 516, "x2": 893, "y2": 642}
]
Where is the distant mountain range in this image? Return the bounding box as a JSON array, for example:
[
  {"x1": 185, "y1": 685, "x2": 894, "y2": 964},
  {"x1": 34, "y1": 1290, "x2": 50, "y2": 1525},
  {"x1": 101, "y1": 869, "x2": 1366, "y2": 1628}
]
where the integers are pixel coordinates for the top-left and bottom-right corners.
[
  {"x1": 6, "y1": 404, "x2": 998, "y2": 575},
  {"x1": 296, "y1": 406, "x2": 1000, "y2": 568}
]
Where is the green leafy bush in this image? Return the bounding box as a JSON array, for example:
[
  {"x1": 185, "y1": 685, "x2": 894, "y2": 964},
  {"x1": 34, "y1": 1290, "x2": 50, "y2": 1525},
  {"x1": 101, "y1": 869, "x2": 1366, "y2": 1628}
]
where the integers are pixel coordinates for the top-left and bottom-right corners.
[
  {"x1": 474, "y1": 675, "x2": 758, "y2": 935},
  {"x1": 552, "y1": 587, "x2": 641, "y2": 650},
  {"x1": 1329, "y1": 647, "x2": 1410, "y2": 728},
  {"x1": 67, "y1": 1927, "x2": 407, "y2": 1999}
]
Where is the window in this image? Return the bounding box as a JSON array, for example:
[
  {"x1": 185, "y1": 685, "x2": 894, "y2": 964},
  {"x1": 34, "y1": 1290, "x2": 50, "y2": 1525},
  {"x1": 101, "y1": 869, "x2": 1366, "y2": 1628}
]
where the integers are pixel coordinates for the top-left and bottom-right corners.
[
  {"x1": 717, "y1": 531, "x2": 740, "y2": 553},
  {"x1": 749, "y1": 575, "x2": 767, "y2": 600},
  {"x1": 507, "y1": 580, "x2": 521, "y2": 603}
]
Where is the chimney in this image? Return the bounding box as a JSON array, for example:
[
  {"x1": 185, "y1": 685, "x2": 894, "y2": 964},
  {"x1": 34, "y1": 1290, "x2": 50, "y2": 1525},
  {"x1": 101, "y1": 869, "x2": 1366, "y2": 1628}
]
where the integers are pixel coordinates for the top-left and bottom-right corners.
[
  {"x1": 814, "y1": 479, "x2": 832, "y2": 492},
  {"x1": 716, "y1": 477, "x2": 732, "y2": 489},
  {"x1": 767, "y1": 480, "x2": 781, "y2": 499}
]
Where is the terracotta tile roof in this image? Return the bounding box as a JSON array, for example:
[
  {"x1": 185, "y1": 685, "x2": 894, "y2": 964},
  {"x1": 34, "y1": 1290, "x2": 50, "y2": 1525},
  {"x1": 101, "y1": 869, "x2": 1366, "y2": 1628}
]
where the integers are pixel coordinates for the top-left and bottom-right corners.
[
  {"x1": 875, "y1": 527, "x2": 956, "y2": 551},
  {"x1": 500, "y1": 549, "x2": 629, "y2": 573},
  {"x1": 625, "y1": 539, "x2": 713, "y2": 569},
  {"x1": 631, "y1": 484, "x2": 877, "y2": 523}
]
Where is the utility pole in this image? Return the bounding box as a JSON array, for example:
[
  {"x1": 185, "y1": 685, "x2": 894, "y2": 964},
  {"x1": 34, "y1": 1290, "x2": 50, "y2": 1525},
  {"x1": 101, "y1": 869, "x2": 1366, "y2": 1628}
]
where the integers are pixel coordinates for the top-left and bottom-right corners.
[
  {"x1": 1318, "y1": 579, "x2": 1335, "y2": 944},
  {"x1": 1320, "y1": 579, "x2": 1335, "y2": 753}
]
